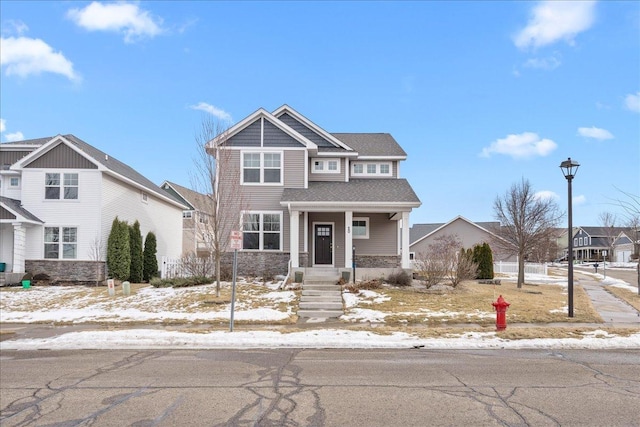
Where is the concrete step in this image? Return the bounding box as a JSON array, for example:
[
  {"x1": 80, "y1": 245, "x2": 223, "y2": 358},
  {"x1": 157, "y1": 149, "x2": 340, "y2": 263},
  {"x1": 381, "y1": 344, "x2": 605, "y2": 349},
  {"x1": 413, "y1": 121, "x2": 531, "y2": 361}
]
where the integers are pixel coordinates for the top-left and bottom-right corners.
[
  {"x1": 299, "y1": 301, "x2": 343, "y2": 310},
  {"x1": 302, "y1": 289, "x2": 343, "y2": 296},
  {"x1": 303, "y1": 285, "x2": 341, "y2": 292},
  {"x1": 301, "y1": 295, "x2": 343, "y2": 302},
  {"x1": 297, "y1": 309, "x2": 344, "y2": 318},
  {"x1": 304, "y1": 276, "x2": 340, "y2": 284}
]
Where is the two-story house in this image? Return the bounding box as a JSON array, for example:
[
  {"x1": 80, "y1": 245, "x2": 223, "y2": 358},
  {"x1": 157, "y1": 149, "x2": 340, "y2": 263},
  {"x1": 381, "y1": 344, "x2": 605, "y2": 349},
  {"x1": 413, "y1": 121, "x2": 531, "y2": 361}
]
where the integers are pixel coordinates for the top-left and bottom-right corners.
[
  {"x1": 160, "y1": 181, "x2": 213, "y2": 256},
  {"x1": 0, "y1": 134, "x2": 185, "y2": 284},
  {"x1": 572, "y1": 226, "x2": 629, "y2": 262},
  {"x1": 207, "y1": 105, "x2": 421, "y2": 280}
]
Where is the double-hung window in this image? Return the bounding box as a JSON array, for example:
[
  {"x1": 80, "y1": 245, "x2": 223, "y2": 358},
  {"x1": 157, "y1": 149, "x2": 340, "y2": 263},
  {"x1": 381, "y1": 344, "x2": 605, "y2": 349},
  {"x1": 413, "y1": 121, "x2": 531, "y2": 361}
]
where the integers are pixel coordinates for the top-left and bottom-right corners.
[
  {"x1": 242, "y1": 152, "x2": 282, "y2": 184},
  {"x1": 45, "y1": 173, "x2": 78, "y2": 200},
  {"x1": 44, "y1": 227, "x2": 77, "y2": 259},
  {"x1": 242, "y1": 211, "x2": 282, "y2": 250}
]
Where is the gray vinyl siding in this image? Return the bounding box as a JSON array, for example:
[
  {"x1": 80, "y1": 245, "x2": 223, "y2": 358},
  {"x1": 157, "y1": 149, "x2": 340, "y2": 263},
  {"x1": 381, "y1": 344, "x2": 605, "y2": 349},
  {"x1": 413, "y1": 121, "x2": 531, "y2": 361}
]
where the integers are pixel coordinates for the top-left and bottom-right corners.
[
  {"x1": 353, "y1": 213, "x2": 398, "y2": 255},
  {"x1": 0, "y1": 150, "x2": 32, "y2": 168},
  {"x1": 227, "y1": 121, "x2": 261, "y2": 147},
  {"x1": 1, "y1": 206, "x2": 16, "y2": 220},
  {"x1": 284, "y1": 150, "x2": 305, "y2": 188},
  {"x1": 309, "y1": 158, "x2": 347, "y2": 182},
  {"x1": 24, "y1": 143, "x2": 97, "y2": 169},
  {"x1": 277, "y1": 113, "x2": 335, "y2": 147},
  {"x1": 263, "y1": 120, "x2": 304, "y2": 148}
]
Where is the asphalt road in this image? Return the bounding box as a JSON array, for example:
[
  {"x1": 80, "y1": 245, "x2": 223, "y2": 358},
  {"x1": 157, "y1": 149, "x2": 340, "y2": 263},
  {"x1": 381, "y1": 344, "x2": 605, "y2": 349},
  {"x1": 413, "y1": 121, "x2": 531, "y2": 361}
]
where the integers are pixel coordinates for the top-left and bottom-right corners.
[{"x1": 1, "y1": 348, "x2": 639, "y2": 426}]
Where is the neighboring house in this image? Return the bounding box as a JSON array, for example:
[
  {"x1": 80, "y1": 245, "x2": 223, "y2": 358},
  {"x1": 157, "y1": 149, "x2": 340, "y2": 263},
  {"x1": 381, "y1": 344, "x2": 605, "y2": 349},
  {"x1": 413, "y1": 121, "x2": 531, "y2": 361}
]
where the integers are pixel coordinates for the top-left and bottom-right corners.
[
  {"x1": 206, "y1": 105, "x2": 421, "y2": 279},
  {"x1": 409, "y1": 216, "x2": 516, "y2": 263},
  {"x1": 0, "y1": 134, "x2": 185, "y2": 284},
  {"x1": 572, "y1": 226, "x2": 630, "y2": 262},
  {"x1": 612, "y1": 230, "x2": 638, "y2": 263},
  {"x1": 160, "y1": 181, "x2": 213, "y2": 256}
]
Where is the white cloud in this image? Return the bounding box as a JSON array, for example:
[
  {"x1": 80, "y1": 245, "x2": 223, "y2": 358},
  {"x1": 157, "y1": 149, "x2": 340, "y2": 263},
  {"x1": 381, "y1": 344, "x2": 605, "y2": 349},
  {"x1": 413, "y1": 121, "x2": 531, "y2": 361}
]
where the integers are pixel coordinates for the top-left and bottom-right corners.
[
  {"x1": 67, "y1": 1, "x2": 163, "y2": 43},
  {"x1": 535, "y1": 190, "x2": 560, "y2": 201},
  {"x1": 480, "y1": 132, "x2": 558, "y2": 159},
  {"x1": 0, "y1": 36, "x2": 79, "y2": 81},
  {"x1": 573, "y1": 195, "x2": 587, "y2": 205},
  {"x1": 1, "y1": 20, "x2": 29, "y2": 36},
  {"x1": 0, "y1": 118, "x2": 5, "y2": 133},
  {"x1": 4, "y1": 131, "x2": 24, "y2": 142},
  {"x1": 190, "y1": 102, "x2": 232, "y2": 122},
  {"x1": 523, "y1": 55, "x2": 561, "y2": 70},
  {"x1": 624, "y1": 91, "x2": 640, "y2": 113},
  {"x1": 577, "y1": 126, "x2": 614, "y2": 140},
  {"x1": 514, "y1": 1, "x2": 596, "y2": 49}
]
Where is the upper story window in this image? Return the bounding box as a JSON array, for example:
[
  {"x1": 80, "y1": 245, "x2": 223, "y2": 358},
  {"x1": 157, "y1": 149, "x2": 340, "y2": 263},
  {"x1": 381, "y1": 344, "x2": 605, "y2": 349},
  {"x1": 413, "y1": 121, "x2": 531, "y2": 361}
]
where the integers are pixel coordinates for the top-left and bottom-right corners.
[
  {"x1": 352, "y1": 162, "x2": 392, "y2": 177},
  {"x1": 312, "y1": 158, "x2": 340, "y2": 174},
  {"x1": 45, "y1": 173, "x2": 78, "y2": 200},
  {"x1": 242, "y1": 152, "x2": 282, "y2": 185},
  {"x1": 10, "y1": 177, "x2": 20, "y2": 187},
  {"x1": 183, "y1": 211, "x2": 193, "y2": 219},
  {"x1": 44, "y1": 226, "x2": 77, "y2": 259},
  {"x1": 141, "y1": 191, "x2": 148, "y2": 203}
]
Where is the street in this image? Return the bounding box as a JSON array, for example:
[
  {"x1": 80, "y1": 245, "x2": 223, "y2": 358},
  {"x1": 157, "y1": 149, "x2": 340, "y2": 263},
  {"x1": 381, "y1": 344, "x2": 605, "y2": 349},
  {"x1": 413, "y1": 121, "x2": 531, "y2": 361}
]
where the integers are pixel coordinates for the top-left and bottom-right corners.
[{"x1": 1, "y1": 348, "x2": 639, "y2": 426}]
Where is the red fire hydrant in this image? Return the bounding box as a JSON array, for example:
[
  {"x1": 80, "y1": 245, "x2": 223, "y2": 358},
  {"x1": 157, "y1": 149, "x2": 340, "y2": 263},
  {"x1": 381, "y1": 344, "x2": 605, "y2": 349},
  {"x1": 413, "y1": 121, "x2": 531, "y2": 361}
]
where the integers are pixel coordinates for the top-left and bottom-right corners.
[{"x1": 492, "y1": 295, "x2": 510, "y2": 331}]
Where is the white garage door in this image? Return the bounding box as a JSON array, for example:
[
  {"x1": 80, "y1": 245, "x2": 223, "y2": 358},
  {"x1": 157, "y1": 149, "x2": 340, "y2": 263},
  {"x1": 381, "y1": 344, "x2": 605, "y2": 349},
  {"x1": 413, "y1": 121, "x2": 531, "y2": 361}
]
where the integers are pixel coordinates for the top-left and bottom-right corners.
[{"x1": 616, "y1": 251, "x2": 631, "y2": 263}]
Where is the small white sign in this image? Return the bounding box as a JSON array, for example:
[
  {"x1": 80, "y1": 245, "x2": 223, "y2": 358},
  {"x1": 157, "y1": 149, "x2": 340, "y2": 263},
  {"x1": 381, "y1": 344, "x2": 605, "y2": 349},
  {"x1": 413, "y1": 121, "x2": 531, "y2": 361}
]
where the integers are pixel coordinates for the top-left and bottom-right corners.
[
  {"x1": 602, "y1": 250, "x2": 607, "y2": 256},
  {"x1": 230, "y1": 230, "x2": 243, "y2": 250}
]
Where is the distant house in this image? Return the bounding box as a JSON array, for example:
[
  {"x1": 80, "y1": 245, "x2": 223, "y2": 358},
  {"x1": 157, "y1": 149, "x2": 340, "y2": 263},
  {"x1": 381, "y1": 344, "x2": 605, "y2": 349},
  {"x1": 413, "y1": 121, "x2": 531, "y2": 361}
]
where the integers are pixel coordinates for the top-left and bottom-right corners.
[
  {"x1": 0, "y1": 135, "x2": 185, "y2": 284},
  {"x1": 206, "y1": 105, "x2": 421, "y2": 279},
  {"x1": 409, "y1": 216, "x2": 516, "y2": 262},
  {"x1": 160, "y1": 181, "x2": 212, "y2": 256},
  {"x1": 612, "y1": 230, "x2": 638, "y2": 263},
  {"x1": 572, "y1": 226, "x2": 630, "y2": 262}
]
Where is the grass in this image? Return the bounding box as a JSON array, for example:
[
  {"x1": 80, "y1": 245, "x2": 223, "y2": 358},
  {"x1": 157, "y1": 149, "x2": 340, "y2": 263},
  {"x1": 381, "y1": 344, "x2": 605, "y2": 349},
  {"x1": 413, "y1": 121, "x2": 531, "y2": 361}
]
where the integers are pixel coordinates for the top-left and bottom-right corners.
[
  {"x1": 347, "y1": 280, "x2": 602, "y2": 325},
  {"x1": 605, "y1": 286, "x2": 640, "y2": 312}
]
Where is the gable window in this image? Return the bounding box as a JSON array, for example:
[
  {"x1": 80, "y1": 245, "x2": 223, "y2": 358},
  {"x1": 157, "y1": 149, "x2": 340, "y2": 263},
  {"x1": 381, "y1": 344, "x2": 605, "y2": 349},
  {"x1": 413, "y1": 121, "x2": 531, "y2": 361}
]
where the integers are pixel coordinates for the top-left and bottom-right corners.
[
  {"x1": 44, "y1": 227, "x2": 77, "y2": 259},
  {"x1": 242, "y1": 152, "x2": 282, "y2": 184},
  {"x1": 183, "y1": 211, "x2": 193, "y2": 219},
  {"x1": 45, "y1": 173, "x2": 78, "y2": 200},
  {"x1": 10, "y1": 177, "x2": 19, "y2": 187},
  {"x1": 352, "y1": 162, "x2": 392, "y2": 177},
  {"x1": 312, "y1": 158, "x2": 340, "y2": 174},
  {"x1": 352, "y1": 217, "x2": 369, "y2": 239},
  {"x1": 242, "y1": 211, "x2": 282, "y2": 250}
]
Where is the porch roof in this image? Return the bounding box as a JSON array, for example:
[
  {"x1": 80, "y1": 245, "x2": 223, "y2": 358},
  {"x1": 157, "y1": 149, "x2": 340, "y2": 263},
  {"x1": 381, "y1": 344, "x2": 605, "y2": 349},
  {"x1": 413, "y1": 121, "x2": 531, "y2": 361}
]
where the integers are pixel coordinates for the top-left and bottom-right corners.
[
  {"x1": 0, "y1": 197, "x2": 43, "y2": 224},
  {"x1": 281, "y1": 179, "x2": 421, "y2": 207}
]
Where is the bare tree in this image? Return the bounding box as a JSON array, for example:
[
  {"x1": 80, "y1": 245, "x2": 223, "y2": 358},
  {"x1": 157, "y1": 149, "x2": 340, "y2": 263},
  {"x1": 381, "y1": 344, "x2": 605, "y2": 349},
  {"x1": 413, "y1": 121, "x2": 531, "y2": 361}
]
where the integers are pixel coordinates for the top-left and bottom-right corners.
[
  {"x1": 611, "y1": 188, "x2": 640, "y2": 294},
  {"x1": 598, "y1": 211, "x2": 617, "y2": 262},
  {"x1": 492, "y1": 178, "x2": 563, "y2": 288},
  {"x1": 88, "y1": 234, "x2": 106, "y2": 285},
  {"x1": 191, "y1": 116, "x2": 247, "y2": 297},
  {"x1": 414, "y1": 234, "x2": 469, "y2": 288}
]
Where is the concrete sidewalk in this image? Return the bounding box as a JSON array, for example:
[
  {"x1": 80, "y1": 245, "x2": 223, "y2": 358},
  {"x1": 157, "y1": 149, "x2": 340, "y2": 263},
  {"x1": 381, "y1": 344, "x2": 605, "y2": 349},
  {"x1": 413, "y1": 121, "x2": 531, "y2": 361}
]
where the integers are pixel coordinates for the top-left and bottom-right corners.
[{"x1": 579, "y1": 279, "x2": 639, "y2": 326}]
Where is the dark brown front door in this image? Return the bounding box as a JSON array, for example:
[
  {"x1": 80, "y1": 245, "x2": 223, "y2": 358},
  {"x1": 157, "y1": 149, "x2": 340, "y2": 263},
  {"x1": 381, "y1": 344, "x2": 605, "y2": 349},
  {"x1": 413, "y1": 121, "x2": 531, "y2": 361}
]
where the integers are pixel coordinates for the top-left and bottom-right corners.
[{"x1": 314, "y1": 224, "x2": 332, "y2": 265}]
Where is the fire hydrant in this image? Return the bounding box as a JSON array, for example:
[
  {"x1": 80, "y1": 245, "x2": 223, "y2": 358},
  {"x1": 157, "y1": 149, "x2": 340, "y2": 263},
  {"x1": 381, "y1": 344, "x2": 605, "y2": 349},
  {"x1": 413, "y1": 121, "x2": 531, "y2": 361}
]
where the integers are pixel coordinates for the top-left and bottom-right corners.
[{"x1": 492, "y1": 295, "x2": 510, "y2": 331}]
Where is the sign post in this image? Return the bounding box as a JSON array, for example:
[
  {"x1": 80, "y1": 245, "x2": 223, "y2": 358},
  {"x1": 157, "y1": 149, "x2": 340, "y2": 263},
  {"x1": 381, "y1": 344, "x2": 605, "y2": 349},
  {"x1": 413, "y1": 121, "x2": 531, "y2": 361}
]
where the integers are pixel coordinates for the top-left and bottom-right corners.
[
  {"x1": 229, "y1": 231, "x2": 243, "y2": 332},
  {"x1": 602, "y1": 250, "x2": 607, "y2": 279}
]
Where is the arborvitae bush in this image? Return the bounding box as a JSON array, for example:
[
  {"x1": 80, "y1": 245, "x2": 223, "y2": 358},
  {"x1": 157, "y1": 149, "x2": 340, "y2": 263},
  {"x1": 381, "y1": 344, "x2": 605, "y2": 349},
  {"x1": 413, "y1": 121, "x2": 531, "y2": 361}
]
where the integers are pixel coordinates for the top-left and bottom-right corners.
[
  {"x1": 473, "y1": 243, "x2": 494, "y2": 279},
  {"x1": 107, "y1": 217, "x2": 130, "y2": 280},
  {"x1": 128, "y1": 220, "x2": 144, "y2": 283},
  {"x1": 143, "y1": 232, "x2": 158, "y2": 282}
]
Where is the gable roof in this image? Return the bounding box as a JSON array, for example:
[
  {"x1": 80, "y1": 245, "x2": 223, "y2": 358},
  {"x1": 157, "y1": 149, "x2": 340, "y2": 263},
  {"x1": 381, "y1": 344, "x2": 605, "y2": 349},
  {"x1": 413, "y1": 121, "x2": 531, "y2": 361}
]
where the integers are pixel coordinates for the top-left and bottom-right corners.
[
  {"x1": 577, "y1": 226, "x2": 629, "y2": 237},
  {"x1": 0, "y1": 196, "x2": 43, "y2": 224},
  {"x1": 272, "y1": 105, "x2": 353, "y2": 151},
  {"x1": 161, "y1": 181, "x2": 211, "y2": 212},
  {"x1": 409, "y1": 216, "x2": 501, "y2": 246},
  {"x1": 6, "y1": 135, "x2": 186, "y2": 209},
  {"x1": 332, "y1": 133, "x2": 407, "y2": 158}
]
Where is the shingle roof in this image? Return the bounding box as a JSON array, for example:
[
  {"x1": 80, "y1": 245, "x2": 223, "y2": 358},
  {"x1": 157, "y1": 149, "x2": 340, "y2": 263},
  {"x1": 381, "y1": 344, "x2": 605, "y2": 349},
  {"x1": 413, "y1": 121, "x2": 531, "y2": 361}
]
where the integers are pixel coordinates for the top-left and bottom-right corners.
[
  {"x1": 409, "y1": 223, "x2": 443, "y2": 244},
  {"x1": 579, "y1": 226, "x2": 629, "y2": 237},
  {"x1": 162, "y1": 181, "x2": 211, "y2": 212},
  {"x1": 0, "y1": 197, "x2": 43, "y2": 223},
  {"x1": 331, "y1": 133, "x2": 407, "y2": 157},
  {"x1": 281, "y1": 179, "x2": 420, "y2": 204}
]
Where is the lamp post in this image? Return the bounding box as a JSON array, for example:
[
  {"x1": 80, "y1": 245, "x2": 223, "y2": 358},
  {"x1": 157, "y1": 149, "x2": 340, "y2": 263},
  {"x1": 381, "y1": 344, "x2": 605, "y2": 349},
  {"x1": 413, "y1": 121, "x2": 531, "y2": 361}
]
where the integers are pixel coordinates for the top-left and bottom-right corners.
[{"x1": 560, "y1": 157, "x2": 580, "y2": 318}]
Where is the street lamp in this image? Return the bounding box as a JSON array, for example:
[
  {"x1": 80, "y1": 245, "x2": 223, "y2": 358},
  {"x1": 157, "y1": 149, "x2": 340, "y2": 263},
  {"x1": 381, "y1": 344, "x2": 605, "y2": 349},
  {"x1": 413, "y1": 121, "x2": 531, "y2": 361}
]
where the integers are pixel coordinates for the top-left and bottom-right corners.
[{"x1": 560, "y1": 157, "x2": 580, "y2": 318}]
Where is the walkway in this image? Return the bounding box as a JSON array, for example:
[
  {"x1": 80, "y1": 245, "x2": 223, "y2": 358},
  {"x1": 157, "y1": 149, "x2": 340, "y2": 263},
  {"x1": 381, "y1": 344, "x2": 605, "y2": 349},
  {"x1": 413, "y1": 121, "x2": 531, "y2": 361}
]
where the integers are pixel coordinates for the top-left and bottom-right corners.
[{"x1": 579, "y1": 279, "x2": 639, "y2": 326}]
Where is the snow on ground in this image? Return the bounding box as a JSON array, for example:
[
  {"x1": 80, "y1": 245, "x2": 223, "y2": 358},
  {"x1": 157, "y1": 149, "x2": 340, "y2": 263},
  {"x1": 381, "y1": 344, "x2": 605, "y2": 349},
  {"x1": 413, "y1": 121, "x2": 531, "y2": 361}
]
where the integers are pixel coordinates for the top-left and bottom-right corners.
[{"x1": 2, "y1": 273, "x2": 639, "y2": 350}]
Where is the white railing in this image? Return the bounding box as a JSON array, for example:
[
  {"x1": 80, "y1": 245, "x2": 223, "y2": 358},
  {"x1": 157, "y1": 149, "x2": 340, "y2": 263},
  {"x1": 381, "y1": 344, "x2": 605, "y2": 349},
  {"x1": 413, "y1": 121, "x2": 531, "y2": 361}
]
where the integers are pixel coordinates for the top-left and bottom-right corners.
[
  {"x1": 493, "y1": 261, "x2": 547, "y2": 275},
  {"x1": 161, "y1": 256, "x2": 215, "y2": 279}
]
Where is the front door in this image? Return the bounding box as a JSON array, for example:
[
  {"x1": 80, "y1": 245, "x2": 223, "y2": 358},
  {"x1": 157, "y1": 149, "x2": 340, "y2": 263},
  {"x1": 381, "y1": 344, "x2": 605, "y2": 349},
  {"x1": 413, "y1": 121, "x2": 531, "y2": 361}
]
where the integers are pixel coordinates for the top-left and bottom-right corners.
[{"x1": 314, "y1": 224, "x2": 333, "y2": 265}]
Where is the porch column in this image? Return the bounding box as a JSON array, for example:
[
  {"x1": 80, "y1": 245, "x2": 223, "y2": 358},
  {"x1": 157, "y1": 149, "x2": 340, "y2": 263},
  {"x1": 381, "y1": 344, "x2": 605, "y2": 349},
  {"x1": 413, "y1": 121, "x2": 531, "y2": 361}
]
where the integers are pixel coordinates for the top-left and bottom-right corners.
[
  {"x1": 12, "y1": 222, "x2": 26, "y2": 274},
  {"x1": 290, "y1": 209, "x2": 299, "y2": 268},
  {"x1": 345, "y1": 211, "x2": 353, "y2": 269},
  {"x1": 401, "y1": 211, "x2": 411, "y2": 269}
]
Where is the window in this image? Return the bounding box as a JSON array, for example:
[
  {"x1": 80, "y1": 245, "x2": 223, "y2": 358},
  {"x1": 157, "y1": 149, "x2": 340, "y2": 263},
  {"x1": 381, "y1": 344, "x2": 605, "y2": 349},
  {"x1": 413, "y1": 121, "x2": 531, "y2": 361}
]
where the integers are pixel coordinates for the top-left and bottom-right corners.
[
  {"x1": 312, "y1": 158, "x2": 340, "y2": 174},
  {"x1": 352, "y1": 217, "x2": 369, "y2": 239},
  {"x1": 141, "y1": 191, "x2": 148, "y2": 203},
  {"x1": 242, "y1": 211, "x2": 282, "y2": 250},
  {"x1": 44, "y1": 227, "x2": 77, "y2": 259},
  {"x1": 45, "y1": 173, "x2": 78, "y2": 200},
  {"x1": 242, "y1": 152, "x2": 282, "y2": 184},
  {"x1": 183, "y1": 211, "x2": 193, "y2": 219},
  {"x1": 574, "y1": 238, "x2": 578, "y2": 246},
  {"x1": 10, "y1": 177, "x2": 19, "y2": 187},
  {"x1": 352, "y1": 162, "x2": 392, "y2": 177},
  {"x1": 579, "y1": 237, "x2": 583, "y2": 246}
]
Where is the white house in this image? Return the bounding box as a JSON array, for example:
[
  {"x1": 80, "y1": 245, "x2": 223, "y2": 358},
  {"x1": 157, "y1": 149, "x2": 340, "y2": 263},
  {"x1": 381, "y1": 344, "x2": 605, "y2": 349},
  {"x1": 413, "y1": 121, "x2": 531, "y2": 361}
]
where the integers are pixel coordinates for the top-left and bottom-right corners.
[{"x1": 0, "y1": 134, "x2": 185, "y2": 284}]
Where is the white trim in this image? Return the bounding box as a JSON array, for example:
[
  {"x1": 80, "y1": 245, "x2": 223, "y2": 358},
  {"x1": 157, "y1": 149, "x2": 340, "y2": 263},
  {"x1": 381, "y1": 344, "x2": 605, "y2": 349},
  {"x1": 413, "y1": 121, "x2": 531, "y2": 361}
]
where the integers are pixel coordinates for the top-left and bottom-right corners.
[
  {"x1": 312, "y1": 221, "x2": 335, "y2": 267},
  {"x1": 352, "y1": 217, "x2": 369, "y2": 239},
  {"x1": 241, "y1": 210, "x2": 283, "y2": 251},
  {"x1": 272, "y1": 105, "x2": 353, "y2": 151},
  {"x1": 240, "y1": 151, "x2": 284, "y2": 186},
  {"x1": 401, "y1": 212, "x2": 410, "y2": 268},
  {"x1": 311, "y1": 158, "x2": 340, "y2": 174},
  {"x1": 345, "y1": 211, "x2": 353, "y2": 269},
  {"x1": 290, "y1": 208, "x2": 299, "y2": 268},
  {"x1": 303, "y1": 211, "x2": 309, "y2": 252}
]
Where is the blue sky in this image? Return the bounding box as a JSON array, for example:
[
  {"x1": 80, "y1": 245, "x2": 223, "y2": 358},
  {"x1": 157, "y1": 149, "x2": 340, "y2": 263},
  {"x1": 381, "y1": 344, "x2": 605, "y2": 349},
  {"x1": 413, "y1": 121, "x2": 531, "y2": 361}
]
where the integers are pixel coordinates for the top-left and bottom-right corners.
[{"x1": 1, "y1": 1, "x2": 639, "y2": 227}]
